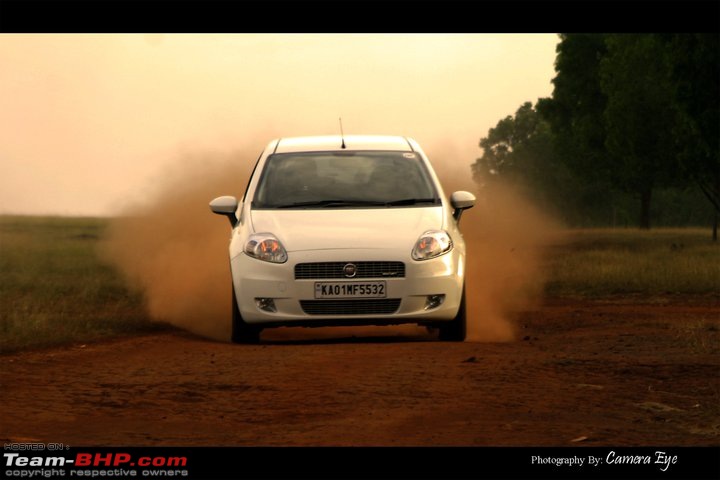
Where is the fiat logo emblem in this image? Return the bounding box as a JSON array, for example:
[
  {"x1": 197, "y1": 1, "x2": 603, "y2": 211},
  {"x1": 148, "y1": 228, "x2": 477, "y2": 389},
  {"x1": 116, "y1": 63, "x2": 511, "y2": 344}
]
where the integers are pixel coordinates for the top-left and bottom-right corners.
[{"x1": 343, "y1": 263, "x2": 357, "y2": 278}]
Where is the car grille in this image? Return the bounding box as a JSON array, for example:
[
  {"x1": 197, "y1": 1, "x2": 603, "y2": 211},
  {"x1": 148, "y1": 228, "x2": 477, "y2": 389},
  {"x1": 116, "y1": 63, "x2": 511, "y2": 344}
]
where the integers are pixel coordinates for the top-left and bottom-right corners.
[
  {"x1": 295, "y1": 261, "x2": 405, "y2": 280},
  {"x1": 300, "y1": 299, "x2": 402, "y2": 315}
]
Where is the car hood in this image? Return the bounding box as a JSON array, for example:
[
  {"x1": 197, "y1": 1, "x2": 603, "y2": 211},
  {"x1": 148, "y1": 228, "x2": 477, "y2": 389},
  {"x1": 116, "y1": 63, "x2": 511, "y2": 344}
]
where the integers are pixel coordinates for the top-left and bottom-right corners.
[{"x1": 250, "y1": 207, "x2": 444, "y2": 252}]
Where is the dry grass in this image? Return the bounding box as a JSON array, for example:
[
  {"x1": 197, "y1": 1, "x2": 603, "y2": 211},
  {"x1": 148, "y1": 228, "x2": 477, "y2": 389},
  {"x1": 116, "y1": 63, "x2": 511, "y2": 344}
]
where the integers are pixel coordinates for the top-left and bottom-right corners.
[
  {"x1": 545, "y1": 228, "x2": 720, "y2": 297},
  {"x1": 0, "y1": 216, "x2": 166, "y2": 353},
  {"x1": 1, "y1": 218, "x2": 718, "y2": 352},
  {"x1": 673, "y1": 318, "x2": 719, "y2": 355}
]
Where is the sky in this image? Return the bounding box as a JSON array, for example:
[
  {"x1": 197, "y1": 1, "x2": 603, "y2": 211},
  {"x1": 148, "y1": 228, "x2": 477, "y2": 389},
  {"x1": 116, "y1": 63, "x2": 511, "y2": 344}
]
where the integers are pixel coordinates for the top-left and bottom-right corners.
[{"x1": 0, "y1": 34, "x2": 559, "y2": 216}]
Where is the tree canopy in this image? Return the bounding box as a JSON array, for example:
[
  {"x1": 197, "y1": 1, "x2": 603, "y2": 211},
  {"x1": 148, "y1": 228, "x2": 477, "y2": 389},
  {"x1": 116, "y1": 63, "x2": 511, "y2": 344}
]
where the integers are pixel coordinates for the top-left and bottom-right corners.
[{"x1": 473, "y1": 33, "x2": 719, "y2": 237}]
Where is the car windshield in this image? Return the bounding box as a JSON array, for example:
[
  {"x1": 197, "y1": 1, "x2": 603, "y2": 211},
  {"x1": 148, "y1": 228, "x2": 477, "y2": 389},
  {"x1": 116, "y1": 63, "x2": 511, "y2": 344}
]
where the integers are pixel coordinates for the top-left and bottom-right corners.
[{"x1": 252, "y1": 151, "x2": 440, "y2": 209}]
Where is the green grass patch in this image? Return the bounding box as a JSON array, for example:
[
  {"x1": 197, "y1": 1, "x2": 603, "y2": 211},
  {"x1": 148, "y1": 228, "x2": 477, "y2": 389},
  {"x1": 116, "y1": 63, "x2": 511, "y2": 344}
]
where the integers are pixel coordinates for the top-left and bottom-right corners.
[
  {"x1": 545, "y1": 228, "x2": 720, "y2": 297},
  {"x1": 0, "y1": 215, "x2": 166, "y2": 353}
]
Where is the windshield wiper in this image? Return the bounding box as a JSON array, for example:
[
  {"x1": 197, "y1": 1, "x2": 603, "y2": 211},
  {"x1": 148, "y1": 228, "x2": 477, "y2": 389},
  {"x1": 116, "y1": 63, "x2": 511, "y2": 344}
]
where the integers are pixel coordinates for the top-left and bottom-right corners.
[
  {"x1": 383, "y1": 197, "x2": 439, "y2": 206},
  {"x1": 271, "y1": 198, "x2": 439, "y2": 209},
  {"x1": 274, "y1": 200, "x2": 387, "y2": 209}
]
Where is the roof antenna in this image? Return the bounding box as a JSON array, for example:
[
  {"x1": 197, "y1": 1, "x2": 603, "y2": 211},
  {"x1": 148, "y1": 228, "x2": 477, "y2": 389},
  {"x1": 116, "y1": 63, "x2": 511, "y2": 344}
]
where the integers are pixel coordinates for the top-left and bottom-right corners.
[{"x1": 339, "y1": 117, "x2": 346, "y2": 149}]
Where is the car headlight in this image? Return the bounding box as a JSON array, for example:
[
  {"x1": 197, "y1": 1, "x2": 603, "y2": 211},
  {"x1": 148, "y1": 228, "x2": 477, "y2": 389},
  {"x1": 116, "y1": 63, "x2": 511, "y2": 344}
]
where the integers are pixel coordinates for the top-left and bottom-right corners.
[
  {"x1": 412, "y1": 230, "x2": 453, "y2": 260},
  {"x1": 244, "y1": 233, "x2": 288, "y2": 263}
]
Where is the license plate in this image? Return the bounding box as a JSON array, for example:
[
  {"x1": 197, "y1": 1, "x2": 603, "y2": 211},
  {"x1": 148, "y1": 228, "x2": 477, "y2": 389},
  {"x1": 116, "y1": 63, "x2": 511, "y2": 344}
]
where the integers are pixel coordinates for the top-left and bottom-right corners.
[{"x1": 314, "y1": 281, "x2": 387, "y2": 299}]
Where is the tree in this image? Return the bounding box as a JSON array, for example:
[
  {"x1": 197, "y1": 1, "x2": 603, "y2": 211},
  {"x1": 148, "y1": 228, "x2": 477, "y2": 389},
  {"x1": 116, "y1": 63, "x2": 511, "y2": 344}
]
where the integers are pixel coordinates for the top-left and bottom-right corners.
[
  {"x1": 536, "y1": 34, "x2": 624, "y2": 226},
  {"x1": 600, "y1": 34, "x2": 681, "y2": 229},
  {"x1": 472, "y1": 102, "x2": 543, "y2": 185},
  {"x1": 666, "y1": 34, "x2": 720, "y2": 240},
  {"x1": 537, "y1": 34, "x2": 611, "y2": 187},
  {"x1": 478, "y1": 34, "x2": 719, "y2": 232},
  {"x1": 472, "y1": 101, "x2": 574, "y2": 220}
]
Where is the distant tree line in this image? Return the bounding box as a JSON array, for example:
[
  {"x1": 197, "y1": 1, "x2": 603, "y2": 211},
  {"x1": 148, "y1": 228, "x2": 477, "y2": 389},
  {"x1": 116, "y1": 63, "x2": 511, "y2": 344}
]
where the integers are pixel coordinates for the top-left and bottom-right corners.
[{"x1": 472, "y1": 34, "x2": 719, "y2": 239}]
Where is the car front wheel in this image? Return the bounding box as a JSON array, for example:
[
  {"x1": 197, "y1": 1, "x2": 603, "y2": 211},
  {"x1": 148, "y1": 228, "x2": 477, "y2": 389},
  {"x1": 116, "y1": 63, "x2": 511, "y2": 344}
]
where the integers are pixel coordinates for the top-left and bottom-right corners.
[
  {"x1": 438, "y1": 285, "x2": 467, "y2": 342},
  {"x1": 231, "y1": 286, "x2": 261, "y2": 344}
]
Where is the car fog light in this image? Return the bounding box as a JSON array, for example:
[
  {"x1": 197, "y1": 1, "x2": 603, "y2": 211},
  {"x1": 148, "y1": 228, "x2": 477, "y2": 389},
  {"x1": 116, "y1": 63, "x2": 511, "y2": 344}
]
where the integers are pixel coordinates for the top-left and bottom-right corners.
[
  {"x1": 425, "y1": 294, "x2": 445, "y2": 310},
  {"x1": 255, "y1": 298, "x2": 277, "y2": 313}
]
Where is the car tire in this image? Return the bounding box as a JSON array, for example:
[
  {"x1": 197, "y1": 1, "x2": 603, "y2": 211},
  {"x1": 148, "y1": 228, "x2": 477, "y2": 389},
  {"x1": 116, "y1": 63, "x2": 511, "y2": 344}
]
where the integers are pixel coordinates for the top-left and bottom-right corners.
[
  {"x1": 231, "y1": 286, "x2": 261, "y2": 344},
  {"x1": 438, "y1": 285, "x2": 467, "y2": 342}
]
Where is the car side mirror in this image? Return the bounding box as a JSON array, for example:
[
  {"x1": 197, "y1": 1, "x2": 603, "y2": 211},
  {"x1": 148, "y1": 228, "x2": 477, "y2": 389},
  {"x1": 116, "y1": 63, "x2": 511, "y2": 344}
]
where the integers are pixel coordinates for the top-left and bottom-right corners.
[
  {"x1": 210, "y1": 196, "x2": 239, "y2": 226},
  {"x1": 450, "y1": 191, "x2": 476, "y2": 224}
]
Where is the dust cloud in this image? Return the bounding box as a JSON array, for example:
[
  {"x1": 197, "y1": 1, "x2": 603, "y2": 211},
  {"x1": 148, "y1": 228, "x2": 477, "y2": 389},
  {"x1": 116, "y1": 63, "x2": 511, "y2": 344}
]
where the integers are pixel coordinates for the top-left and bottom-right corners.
[
  {"x1": 102, "y1": 142, "x2": 559, "y2": 343},
  {"x1": 453, "y1": 182, "x2": 558, "y2": 342},
  {"x1": 431, "y1": 145, "x2": 561, "y2": 342},
  {"x1": 101, "y1": 149, "x2": 256, "y2": 341}
]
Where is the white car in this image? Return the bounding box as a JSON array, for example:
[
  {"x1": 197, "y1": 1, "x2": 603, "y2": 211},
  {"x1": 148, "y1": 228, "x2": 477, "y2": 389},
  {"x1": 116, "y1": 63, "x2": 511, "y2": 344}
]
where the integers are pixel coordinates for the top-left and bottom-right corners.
[{"x1": 210, "y1": 135, "x2": 475, "y2": 343}]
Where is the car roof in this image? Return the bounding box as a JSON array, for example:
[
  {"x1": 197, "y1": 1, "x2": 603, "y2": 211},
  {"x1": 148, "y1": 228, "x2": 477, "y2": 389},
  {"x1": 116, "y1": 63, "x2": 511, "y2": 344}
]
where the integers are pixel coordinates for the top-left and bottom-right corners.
[{"x1": 273, "y1": 135, "x2": 414, "y2": 153}]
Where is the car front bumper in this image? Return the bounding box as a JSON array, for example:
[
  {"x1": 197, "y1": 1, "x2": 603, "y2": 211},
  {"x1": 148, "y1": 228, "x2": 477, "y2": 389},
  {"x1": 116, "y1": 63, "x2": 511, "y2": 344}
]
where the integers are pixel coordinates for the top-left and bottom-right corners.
[{"x1": 231, "y1": 248, "x2": 465, "y2": 326}]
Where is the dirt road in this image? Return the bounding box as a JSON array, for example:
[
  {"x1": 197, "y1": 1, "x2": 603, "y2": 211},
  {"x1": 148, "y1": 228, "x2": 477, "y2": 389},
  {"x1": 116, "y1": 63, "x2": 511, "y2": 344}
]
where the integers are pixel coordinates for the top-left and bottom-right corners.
[{"x1": 2, "y1": 298, "x2": 718, "y2": 446}]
